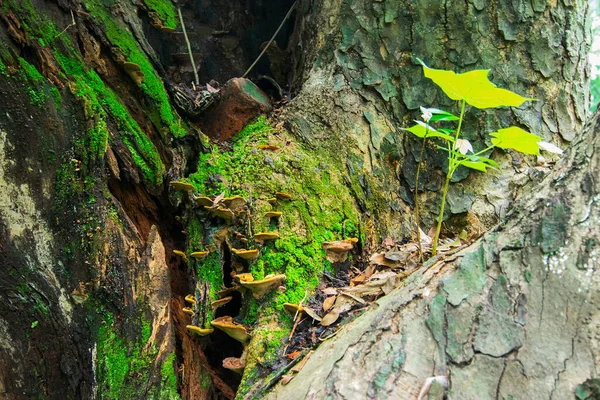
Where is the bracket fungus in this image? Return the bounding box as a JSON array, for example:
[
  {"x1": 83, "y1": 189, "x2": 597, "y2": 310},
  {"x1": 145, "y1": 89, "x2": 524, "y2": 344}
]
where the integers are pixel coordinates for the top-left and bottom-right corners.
[
  {"x1": 211, "y1": 296, "x2": 233, "y2": 312},
  {"x1": 222, "y1": 196, "x2": 246, "y2": 210},
  {"x1": 232, "y1": 272, "x2": 255, "y2": 283},
  {"x1": 204, "y1": 206, "x2": 234, "y2": 222},
  {"x1": 186, "y1": 325, "x2": 214, "y2": 337},
  {"x1": 232, "y1": 248, "x2": 260, "y2": 261},
  {"x1": 322, "y1": 238, "x2": 358, "y2": 263},
  {"x1": 211, "y1": 316, "x2": 250, "y2": 344},
  {"x1": 254, "y1": 232, "x2": 280, "y2": 242},
  {"x1": 192, "y1": 195, "x2": 213, "y2": 207},
  {"x1": 239, "y1": 274, "x2": 286, "y2": 299},
  {"x1": 264, "y1": 211, "x2": 282, "y2": 219},
  {"x1": 182, "y1": 307, "x2": 194, "y2": 316},
  {"x1": 190, "y1": 251, "x2": 209, "y2": 260},
  {"x1": 185, "y1": 294, "x2": 196, "y2": 305},
  {"x1": 222, "y1": 356, "x2": 245, "y2": 374},
  {"x1": 173, "y1": 250, "x2": 188, "y2": 261},
  {"x1": 122, "y1": 61, "x2": 145, "y2": 86},
  {"x1": 275, "y1": 192, "x2": 292, "y2": 201},
  {"x1": 170, "y1": 181, "x2": 195, "y2": 193},
  {"x1": 283, "y1": 303, "x2": 322, "y2": 322},
  {"x1": 267, "y1": 197, "x2": 277, "y2": 204}
]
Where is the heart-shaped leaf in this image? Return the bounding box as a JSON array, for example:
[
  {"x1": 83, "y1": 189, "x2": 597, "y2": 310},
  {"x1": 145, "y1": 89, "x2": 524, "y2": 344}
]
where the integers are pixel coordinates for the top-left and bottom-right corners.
[
  {"x1": 417, "y1": 59, "x2": 534, "y2": 109},
  {"x1": 490, "y1": 127, "x2": 541, "y2": 155},
  {"x1": 402, "y1": 122, "x2": 455, "y2": 141}
]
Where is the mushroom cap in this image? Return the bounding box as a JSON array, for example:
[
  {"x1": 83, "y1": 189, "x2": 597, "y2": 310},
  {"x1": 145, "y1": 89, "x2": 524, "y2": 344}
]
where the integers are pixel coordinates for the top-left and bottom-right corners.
[
  {"x1": 160, "y1": 26, "x2": 175, "y2": 33},
  {"x1": 283, "y1": 303, "x2": 304, "y2": 316},
  {"x1": 170, "y1": 181, "x2": 195, "y2": 192},
  {"x1": 233, "y1": 273, "x2": 254, "y2": 283},
  {"x1": 204, "y1": 206, "x2": 234, "y2": 221},
  {"x1": 275, "y1": 192, "x2": 292, "y2": 201},
  {"x1": 211, "y1": 296, "x2": 232, "y2": 311},
  {"x1": 211, "y1": 316, "x2": 250, "y2": 344},
  {"x1": 185, "y1": 294, "x2": 196, "y2": 305},
  {"x1": 182, "y1": 307, "x2": 194, "y2": 316},
  {"x1": 239, "y1": 274, "x2": 286, "y2": 299},
  {"x1": 218, "y1": 286, "x2": 240, "y2": 298},
  {"x1": 173, "y1": 250, "x2": 188, "y2": 261},
  {"x1": 222, "y1": 196, "x2": 246, "y2": 210},
  {"x1": 267, "y1": 197, "x2": 277, "y2": 204},
  {"x1": 232, "y1": 248, "x2": 260, "y2": 260},
  {"x1": 254, "y1": 232, "x2": 280, "y2": 242},
  {"x1": 222, "y1": 357, "x2": 245, "y2": 374},
  {"x1": 186, "y1": 325, "x2": 214, "y2": 336},
  {"x1": 194, "y1": 196, "x2": 213, "y2": 207},
  {"x1": 265, "y1": 211, "x2": 282, "y2": 219},
  {"x1": 322, "y1": 240, "x2": 354, "y2": 253},
  {"x1": 190, "y1": 251, "x2": 209, "y2": 260},
  {"x1": 283, "y1": 303, "x2": 322, "y2": 321}
]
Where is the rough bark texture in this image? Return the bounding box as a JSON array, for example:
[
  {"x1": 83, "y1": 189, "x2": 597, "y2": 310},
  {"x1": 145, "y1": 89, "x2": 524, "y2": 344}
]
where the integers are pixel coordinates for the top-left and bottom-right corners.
[
  {"x1": 0, "y1": 0, "x2": 593, "y2": 399},
  {"x1": 268, "y1": 109, "x2": 600, "y2": 400},
  {"x1": 286, "y1": 0, "x2": 590, "y2": 234}
]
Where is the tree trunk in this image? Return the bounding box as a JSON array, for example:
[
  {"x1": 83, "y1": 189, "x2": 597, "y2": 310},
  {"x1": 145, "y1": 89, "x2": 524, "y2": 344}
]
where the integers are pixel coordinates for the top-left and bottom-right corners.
[
  {"x1": 267, "y1": 108, "x2": 600, "y2": 398},
  {"x1": 0, "y1": 0, "x2": 593, "y2": 399}
]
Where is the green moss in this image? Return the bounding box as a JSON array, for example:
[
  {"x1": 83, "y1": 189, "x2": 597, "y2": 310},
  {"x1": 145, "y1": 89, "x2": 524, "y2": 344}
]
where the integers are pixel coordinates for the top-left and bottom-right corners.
[
  {"x1": 144, "y1": 0, "x2": 178, "y2": 29},
  {"x1": 85, "y1": 0, "x2": 186, "y2": 138},
  {"x1": 96, "y1": 310, "x2": 180, "y2": 399}
]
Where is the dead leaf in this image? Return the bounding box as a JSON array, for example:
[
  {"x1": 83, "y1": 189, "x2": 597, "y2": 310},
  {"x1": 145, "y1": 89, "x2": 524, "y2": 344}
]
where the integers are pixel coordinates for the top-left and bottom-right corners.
[
  {"x1": 323, "y1": 296, "x2": 336, "y2": 312},
  {"x1": 281, "y1": 375, "x2": 294, "y2": 385},
  {"x1": 291, "y1": 351, "x2": 313, "y2": 373},
  {"x1": 320, "y1": 310, "x2": 340, "y2": 326},
  {"x1": 259, "y1": 144, "x2": 280, "y2": 151},
  {"x1": 340, "y1": 291, "x2": 365, "y2": 304},
  {"x1": 286, "y1": 351, "x2": 301, "y2": 361},
  {"x1": 211, "y1": 192, "x2": 225, "y2": 208},
  {"x1": 321, "y1": 287, "x2": 338, "y2": 296},
  {"x1": 350, "y1": 274, "x2": 366, "y2": 286}
]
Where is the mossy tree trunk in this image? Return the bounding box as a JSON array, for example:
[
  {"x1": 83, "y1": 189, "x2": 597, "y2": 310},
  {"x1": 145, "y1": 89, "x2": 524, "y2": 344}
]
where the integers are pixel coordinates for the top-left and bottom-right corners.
[{"x1": 0, "y1": 0, "x2": 593, "y2": 400}]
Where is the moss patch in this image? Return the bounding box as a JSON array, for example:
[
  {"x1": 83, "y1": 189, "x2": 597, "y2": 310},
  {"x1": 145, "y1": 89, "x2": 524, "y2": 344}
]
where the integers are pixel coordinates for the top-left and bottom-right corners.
[{"x1": 144, "y1": 0, "x2": 178, "y2": 29}]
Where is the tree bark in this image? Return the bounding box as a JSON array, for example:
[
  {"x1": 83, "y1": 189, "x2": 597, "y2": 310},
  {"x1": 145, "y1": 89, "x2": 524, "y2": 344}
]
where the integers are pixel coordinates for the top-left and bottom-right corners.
[{"x1": 0, "y1": 0, "x2": 593, "y2": 399}]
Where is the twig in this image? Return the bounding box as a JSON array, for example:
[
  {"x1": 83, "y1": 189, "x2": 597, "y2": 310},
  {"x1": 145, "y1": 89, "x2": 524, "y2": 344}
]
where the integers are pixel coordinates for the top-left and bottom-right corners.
[
  {"x1": 283, "y1": 290, "x2": 308, "y2": 354},
  {"x1": 414, "y1": 137, "x2": 427, "y2": 263},
  {"x1": 178, "y1": 8, "x2": 199, "y2": 86},
  {"x1": 55, "y1": 10, "x2": 75, "y2": 39},
  {"x1": 242, "y1": 0, "x2": 297, "y2": 78}
]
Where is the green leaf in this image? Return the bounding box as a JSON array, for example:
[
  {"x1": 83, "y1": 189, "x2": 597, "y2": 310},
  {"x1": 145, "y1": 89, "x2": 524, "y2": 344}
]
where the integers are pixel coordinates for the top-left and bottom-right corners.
[
  {"x1": 403, "y1": 122, "x2": 455, "y2": 141},
  {"x1": 460, "y1": 160, "x2": 489, "y2": 172},
  {"x1": 417, "y1": 59, "x2": 533, "y2": 109},
  {"x1": 477, "y1": 156, "x2": 499, "y2": 168},
  {"x1": 490, "y1": 126, "x2": 541, "y2": 155},
  {"x1": 31, "y1": 321, "x2": 38, "y2": 329}
]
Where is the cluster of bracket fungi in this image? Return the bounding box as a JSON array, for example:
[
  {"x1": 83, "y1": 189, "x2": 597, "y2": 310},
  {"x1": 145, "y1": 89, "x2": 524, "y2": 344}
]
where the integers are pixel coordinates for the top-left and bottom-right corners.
[
  {"x1": 169, "y1": 181, "x2": 358, "y2": 375},
  {"x1": 169, "y1": 181, "x2": 291, "y2": 374}
]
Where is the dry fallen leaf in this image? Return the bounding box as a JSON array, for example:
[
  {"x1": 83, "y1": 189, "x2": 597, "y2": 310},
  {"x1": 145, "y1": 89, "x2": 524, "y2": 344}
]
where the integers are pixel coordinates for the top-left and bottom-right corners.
[
  {"x1": 291, "y1": 351, "x2": 313, "y2": 373},
  {"x1": 323, "y1": 296, "x2": 336, "y2": 312},
  {"x1": 281, "y1": 375, "x2": 294, "y2": 385},
  {"x1": 320, "y1": 310, "x2": 340, "y2": 326},
  {"x1": 321, "y1": 287, "x2": 338, "y2": 296},
  {"x1": 351, "y1": 274, "x2": 366, "y2": 285}
]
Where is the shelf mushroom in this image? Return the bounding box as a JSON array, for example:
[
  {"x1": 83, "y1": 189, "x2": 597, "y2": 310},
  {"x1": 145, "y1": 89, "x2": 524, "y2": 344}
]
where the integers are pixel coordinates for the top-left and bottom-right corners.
[
  {"x1": 182, "y1": 307, "x2": 194, "y2": 316},
  {"x1": 170, "y1": 181, "x2": 195, "y2": 193},
  {"x1": 238, "y1": 274, "x2": 287, "y2": 299},
  {"x1": 173, "y1": 250, "x2": 188, "y2": 261},
  {"x1": 211, "y1": 296, "x2": 233, "y2": 312},
  {"x1": 184, "y1": 294, "x2": 196, "y2": 305},
  {"x1": 232, "y1": 248, "x2": 260, "y2": 261},
  {"x1": 222, "y1": 356, "x2": 245, "y2": 374},
  {"x1": 211, "y1": 316, "x2": 250, "y2": 344},
  {"x1": 190, "y1": 251, "x2": 209, "y2": 260},
  {"x1": 186, "y1": 325, "x2": 214, "y2": 337},
  {"x1": 254, "y1": 232, "x2": 280, "y2": 243},
  {"x1": 322, "y1": 238, "x2": 358, "y2": 263}
]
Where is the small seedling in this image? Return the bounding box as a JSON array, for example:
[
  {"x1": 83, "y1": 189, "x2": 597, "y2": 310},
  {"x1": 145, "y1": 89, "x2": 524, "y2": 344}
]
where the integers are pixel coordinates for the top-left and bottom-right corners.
[{"x1": 405, "y1": 59, "x2": 563, "y2": 256}]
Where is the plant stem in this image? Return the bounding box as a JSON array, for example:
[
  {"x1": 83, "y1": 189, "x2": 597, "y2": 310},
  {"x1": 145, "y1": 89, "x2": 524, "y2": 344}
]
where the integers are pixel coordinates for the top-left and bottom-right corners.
[
  {"x1": 415, "y1": 138, "x2": 427, "y2": 263},
  {"x1": 178, "y1": 8, "x2": 199, "y2": 86},
  {"x1": 432, "y1": 99, "x2": 466, "y2": 256},
  {"x1": 432, "y1": 174, "x2": 451, "y2": 255}
]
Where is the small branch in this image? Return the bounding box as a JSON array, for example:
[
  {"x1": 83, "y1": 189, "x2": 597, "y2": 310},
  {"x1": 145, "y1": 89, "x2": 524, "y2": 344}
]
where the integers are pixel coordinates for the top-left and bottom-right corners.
[
  {"x1": 178, "y1": 8, "x2": 199, "y2": 86},
  {"x1": 54, "y1": 10, "x2": 75, "y2": 39},
  {"x1": 242, "y1": 0, "x2": 297, "y2": 78}
]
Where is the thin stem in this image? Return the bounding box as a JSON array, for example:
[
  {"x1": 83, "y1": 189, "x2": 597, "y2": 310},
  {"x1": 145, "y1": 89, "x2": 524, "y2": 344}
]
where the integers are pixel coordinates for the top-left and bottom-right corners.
[
  {"x1": 178, "y1": 8, "x2": 199, "y2": 86},
  {"x1": 432, "y1": 100, "x2": 466, "y2": 256},
  {"x1": 243, "y1": 0, "x2": 297, "y2": 78},
  {"x1": 414, "y1": 137, "x2": 427, "y2": 263},
  {"x1": 472, "y1": 145, "x2": 495, "y2": 157},
  {"x1": 432, "y1": 174, "x2": 451, "y2": 256}
]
